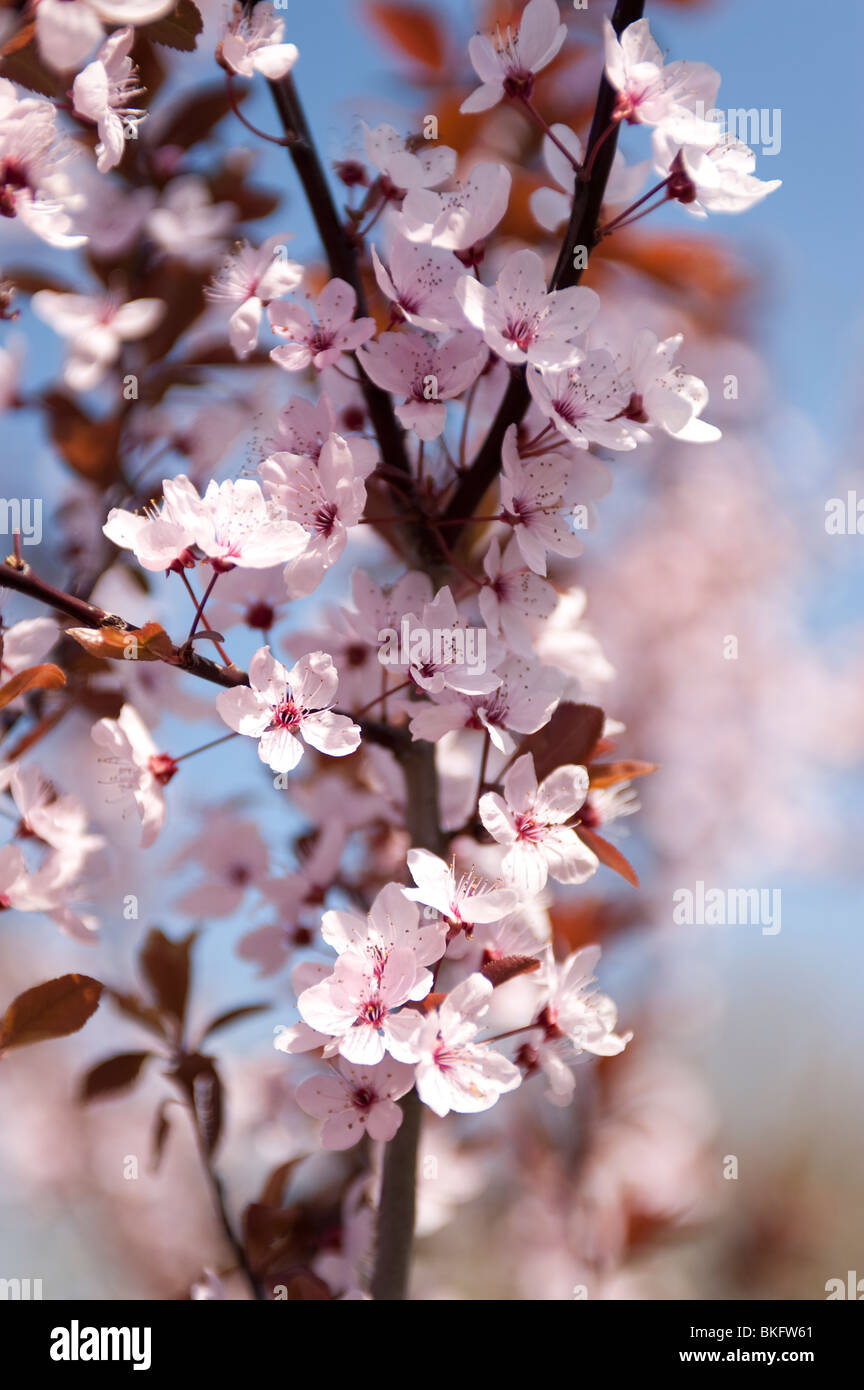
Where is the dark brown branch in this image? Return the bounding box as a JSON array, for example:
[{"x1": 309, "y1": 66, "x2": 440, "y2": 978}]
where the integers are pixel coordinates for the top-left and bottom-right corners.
[{"x1": 440, "y1": 0, "x2": 646, "y2": 540}]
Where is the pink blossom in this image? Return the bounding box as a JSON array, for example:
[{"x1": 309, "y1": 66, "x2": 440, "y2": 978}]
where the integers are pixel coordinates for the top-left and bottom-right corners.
[
  {"x1": 500, "y1": 425, "x2": 587, "y2": 576},
  {"x1": 189, "y1": 477, "x2": 308, "y2": 571},
  {"x1": 146, "y1": 175, "x2": 237, "y2": 268},
  {"x1": 0, "y1": 84, "x2": 86, "y2": 247},
  {"x1": 456, "y1": 248, "x2": 597, "y2": 369},
  {"x1": 206, "y1": 234, "x2": 303, "y2": 359},
  {"x1": 603, "y1": 17, "x2": 720, "y2": 131},
  {"x1": 653, "y1": 130, "x2": 781, "y2": 217},
  {"x1": 269, "y1": 279, "x2": 374, "y2": 372},
  {"x1": 0, "y1": 616, "x2": 60, "y2": 676},
  {"x1": 259, "y1": 433, "x2": 369, "y2": 596},
  {"x1": 321, "y1": 881, "x2": 447, "y2": 991},
  {"x1": 173, "y1": 813, "x2": 269, "y2": 918},
  {"x1": 478, "y1": 752, "x2": 599, "y2": 894},
  {"x1": 409, "y1": 655, "x2": 562, "y2": 754},
  {"x1": 535, "y1": 945, "x2": 632, "y2": 1057},
  {"x1": 400, "y1": 161, "x2": 512, "y2": 251},
  {"x1": 624, "y1": 329, "x2": 721, "y2": 442},
  {"x1": 0, "y1": 763, "x2": 105, "y2": 870},
  {"x1": 403, "y1": 974, "x2": 522, "y2": 1116},
  {"x1": 91, "y1": 702, "x2": 175, "y2": 847},
  {"x1": 461, "y1": 0, "x2": 567, "y2": 115},
  {"x1": 297, "y1": 949, "x2": 425, "y2": 1065},
  {"x1": 102, "y1": 474, "x2": 207, "y2": 572},
  {"x1": 526, "y1": 351, "x2": 639, "y2": 451},
  {"x1": 32, "y1": 289, "x2": 165, "y2": 392},
  {"x1": 357, "y1": 328, "x2": 487, "y2": 440},
  {"x1": 219, "y1": 2, "x2": 299, "y2": 80},
  {"x1": 295, "y1": 1059, "x2": 415, "y2": 1149},
  {"x1": 35, "y1": 0, "x2": 175, "y2": 73},
  {"x1": 403, "y1": 849, "x2": 517, "y2": 932},
  {"x1": 370, "y1": 234, "x2": 464, "y2": 332},
  {"x1": 362, "y1": 122, "x2": 455, "y2": 192},
  {"x1": 380, "y1": 584, "x2": 504, "y2": 695},
  {"x1": 479, "y1": 534, "x2": 557, "y2": 655},
  {"x1": 216, "y1": 646, "x2": 361, "y2": 774},
  {"x1": 529, "y1": 123, "x2": 649, "y2": 230},
  {"x1": 71, "y1": 27, "x2": 145, "y2": 174}
]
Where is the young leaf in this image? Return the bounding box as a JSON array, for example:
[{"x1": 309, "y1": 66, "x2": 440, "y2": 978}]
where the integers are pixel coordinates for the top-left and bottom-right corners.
[
  {"x1": 513, "y1": 703, "x2": 605, "y2": 783},
  {"x1": 481, "y1": 955, "x2": 542, "y2": 988},
  {"x1": 0, "y1": 974, "x2": 103, "y2": 1052},
  {"x1": 588, "y1": 760, "x2": 658, "y2": 788},
  {"x1": 66, "y1": 622, "x2": 175, "y2": 664},
  {"x1": 0, "y1": 664, "x2": 66, "y2": 710},
  {"x1": 140, "y1": 928, "x2": 197, "y2": 1025},
  {"x1": 576, "y1": 827, "x2": 640, "y2": 888},
  {"x1": 80, "y1": 1051, "x2": 152, "y2": 1102},
  {"x1": 146, "y1": 0, "x2": 203, "y2": 52},
  {"x1": 199, "y1": 1003, "x2": 270, "y2": 1044}
]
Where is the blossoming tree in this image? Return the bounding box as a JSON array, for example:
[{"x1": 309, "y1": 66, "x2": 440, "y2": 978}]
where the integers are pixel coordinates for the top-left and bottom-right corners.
[{"x1": 0, "y1": 0, "x2": 779, "y2": 1300}]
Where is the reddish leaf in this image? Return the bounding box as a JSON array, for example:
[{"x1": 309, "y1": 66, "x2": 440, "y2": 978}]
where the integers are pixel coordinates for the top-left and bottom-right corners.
[
  {"x1": 151, "y1": 1099, "x2": 173, "y2": 1172},
  {"x1": 365, "y1": 3, "x2": 446, "y2": 69},
  {"x1": 514, "y1": 703, "x2": 605, "y2": 783},
  {"x1": 80, "y1": 1051, "x2": 152, "y2": 1102},
  {"x1": 66, "y1": 622, "x2": 174, "y2": 664},
  {"x1": 106, "y1": 989, "x2": 168, "y2": 1039},
  {"x1": 0, "y1": 664, "x2": 65, "y2": 710},
  {"x1": 0, "y1": 24, "x2": 64, "y2": 98},
  {"x1": 157, "y1": 82, "x2": 244, "y2": 151},
  {"x1": 140, "y1": 928, "x2": 197, "y2": 1024},
  {"x1": 42, "y1": 393, "x2": 123, "y2": 487},
  {"x1": 481, "y1": 954, "x2": 541, "y2": 988},
  {"x1": 588, "y1": 760, "x2": 659, "y2": 789},
  {"x1": 576, "y1": 827, "x2": 640, "y2": 888},
  {"x1": 146, "y1": 0, "x2": 203, "y2": 51},
  {"x1": 259, "y1": 1159, "x2": 303, "y2": 1210},
  {"x1": 168, "y1": 1052, "x2": 222, "y2": 1154},
  {"x1": 199, "y1": 1003, "x2": 270, "y2": 1044},
  {"x1": 0, "y1": 974, "x2": 103, "y2": 1052}
]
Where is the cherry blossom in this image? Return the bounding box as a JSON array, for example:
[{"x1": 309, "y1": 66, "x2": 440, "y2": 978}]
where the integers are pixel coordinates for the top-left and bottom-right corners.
[
  {"x1": 654, "y1": 131, "x2": 782, "y2": 216},
  {"x1": 147, "y1": 176, "x2": 236, "y2": 267},
  {"x1": 0, "y1": 843, "x2": 28, "y2": 911},
  {"x1": 90, "y1": 702, "x2": 175, "y2": 847},
  {"x1": 362, "y1": 122, "x2": 455, "y2": 193},
  {"x1": 296, "y1": 949, "x2": 425, "y2": 1065},
  {"x1": 0, "y1": 762, "x2": 105, "y2": 869},
  {"x1": 71, "y1": 28, "x2": 145, "y2": 174},
  {"x1": 399, "y1": 161, "x2": 512, "y2": 252},
  {"x1": 461, "y1": 0, "x2": 567, "y2": 115},
  {"x1": 206, "y1": 234, "x2": 303, "y2": 360},
  {"x1": 269, "y1": 279, "x2": 374, "y2": 373},
  {"x1": 357, "y1": 328, "x2": 487, "y2": 440},
  {"x1": 500, "y1": 425, "x2": 587, "y2": 576},
  {"x1": 35, "y1": 0, "x2": 175, "y2": 73},
  {"x1": 526, "y1": 351, "x2": 639, "y2": 452},
  {"x1": 0, "y1": 615, "x2": 60, "y2": 676},
  {"x1": 380, "y1": 584, "x2": 504, "y2": 695},
  {"x1": 529, "y1": 123, "x2": 649, "y2": 231},
  {"x1": 321, "y1": 881, "x2": 447, "y2": 994},
  {"x1": 216, "y1": 647, "x2": 361, "y2": 774},
  {"x1": 183, "y1": 477, "x2": 308, "y2": 572},
  {"x1": 479, "y1": 534, "x2": 557, "y2": 656},
  {"x1": 623, "y1": 329, "x2": 721, "y2": 442},
  {"x1": 401, "y1": 974, "x2": 522, "y2": 1116},
  {"x1": 173, "y1": 813, "x2": 269, "y2": 917},
  {"x1": 456, "y1": 248, "x2": 598, "y2": 369},
  {"x1": 103, "y1": 474, "x2": 208, "y2": 572},
  {"x1": 265, "y1": 390, "x2": 377, "y2": 477},
  {"x1": 295, "y1": 1059, "x2": 415, "y2": 1149},
  {"x1": 534, "y1": 945, "x2": 632, "y2": 1058},
  {"x1": 403, "y1": 849, "x2": 517, "y2": 934},
  {"x1": 32, "y1": 289, "x2": 165, "y2": 392},
  {"x1": 603, "y1": 17, "x2": 721, "y2": 133},
  {"x1": 409, "y1": 655, "x2": 562, "y2": 755},
  {"x1": 370, "y1": 234, "x2": 464, "y2": 332},
  {"x1": 259, "y1": 434, "x2": 369, "y2": 596},
  {"x1": 0, "y1": 84, "x2": 86, "y2": 247},
  {"x1": 478, "y1": 752, "x2": 599, "y2": 894},
  {"x1": 219, "y1": 1, "x2": 299, "y2": 80}
]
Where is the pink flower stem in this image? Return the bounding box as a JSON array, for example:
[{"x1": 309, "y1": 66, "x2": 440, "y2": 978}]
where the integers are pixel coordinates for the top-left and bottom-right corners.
[
  {"x1": 174, "y1": 732, "x2": 239, "y2": 765},
  {"x1": 185, "y1": 569, "x2": 220, "y2": 645},
  {"x1": 578, "y1": 116, "x2": 619, "y2": 183},
  {"x1": 225, "y1": 73, "x2": 296, "y2": 148},
  {"x1": 517, "y1": 94, "x2": 581, "y2": 172},
  {"x1": 598, "y1": 177, "x2": 671, "y2": 235},
  {"x1": 353, "y1": 679, "x2": 414, "y2": 716}
]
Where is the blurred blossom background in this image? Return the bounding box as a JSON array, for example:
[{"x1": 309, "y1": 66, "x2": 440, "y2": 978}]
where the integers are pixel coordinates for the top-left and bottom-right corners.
[{"x1": 0, "y1": 0, "x2": 862, "y2": 1300}]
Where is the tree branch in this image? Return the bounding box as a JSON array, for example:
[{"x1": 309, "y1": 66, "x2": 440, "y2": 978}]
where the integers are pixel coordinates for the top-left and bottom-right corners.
[{"x1": 440, "y1": 0, "x2": 646, "y2": 540}]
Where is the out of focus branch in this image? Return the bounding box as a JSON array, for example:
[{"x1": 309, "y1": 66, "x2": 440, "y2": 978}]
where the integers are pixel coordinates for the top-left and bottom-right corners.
[{"x1": 440, "y1": 0, "x2": 646, "y2": 540}]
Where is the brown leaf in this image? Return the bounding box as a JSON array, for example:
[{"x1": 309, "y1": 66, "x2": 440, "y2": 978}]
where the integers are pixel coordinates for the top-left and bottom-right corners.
[
  {"x1": 167, "y1": 1052, "x2": 223, "y2": 1154},
  {"x1": 365, "y1": 3, "x2": 446, "y2": 70},
  {"x1": 199, "y1": 1003, "x2": 270, "y2": 1044},
  {"x1": 0, "y1": 664, "x2": 65, "y2": 710},
  {"x1": 576, "y1": 828, "x2": 640, "y2": 888},
  {"x1": 42, "y1": 393, "x2": 123, "y2": 486},
  {"x1": 106, "y1": 989, "x2": 168, "y2": 1039},
  {"x1": 66, "y1": 622, "x2": 175, "y2": 663},
  {"x1": 588, "y1": 760, "x2": 658, "y2": 789},
  {"x1": 151, "y1": 1099, "x2": 173, "y2": 1171},
  {"x1": 0, "y1": 974, "x2": 103, "y2": 1052},
  {"x1": 259, "y1": 1160, "x2": 303, "y2": 1210},
  {"x1": 80, "y1": 1051, "x2": 152, "y2": 1102},
  {"x1": 0, "y1": 24, "x2": 64, "y2": 98},
  {"x1": 146, "y1": 0, "x2": 203, "y2": 51},
  {"x1": 157, "y1": 82, "x2": 243, "y2": 151},
  {"x1": 514, "y1": 703, "x2": 605, "y2": 783},
  {"x1": 481, "y1": 954, "x2": 541, "y2": 988},
  {"x1": 140, "y1": 928, "x2": 197, "y2": 1024}
]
